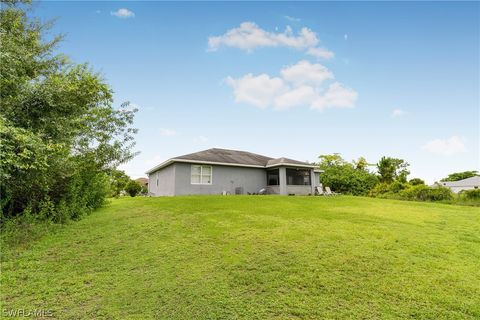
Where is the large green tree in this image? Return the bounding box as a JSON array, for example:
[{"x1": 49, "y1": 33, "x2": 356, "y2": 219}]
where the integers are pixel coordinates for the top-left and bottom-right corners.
[
  {"x1": 376, "y1": 156, "x2": 410, "y2": 183},
  {"x1": 0, "y1": 1, "x2": 137, "y2": 220},
  {"x1": 317, "y1": 154, "x2": 378, "y2": 196}
]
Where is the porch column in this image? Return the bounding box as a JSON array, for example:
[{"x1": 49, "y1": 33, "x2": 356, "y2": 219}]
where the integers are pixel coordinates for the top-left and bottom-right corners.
[
  {"x1": 310, "y1": 169, "x2": 315, "y2": 195},
  {"x1": 279, "y1": 167, "x2": 287, "y2": 195}
]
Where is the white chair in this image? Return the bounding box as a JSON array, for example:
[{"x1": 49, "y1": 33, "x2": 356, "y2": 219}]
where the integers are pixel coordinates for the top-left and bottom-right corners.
[
  {"x1": 325, "y1": 187, "x2": 340, "y2": 196},
  {"x1": 315, "y1": 186, "x2": 325, "y2": 196}
]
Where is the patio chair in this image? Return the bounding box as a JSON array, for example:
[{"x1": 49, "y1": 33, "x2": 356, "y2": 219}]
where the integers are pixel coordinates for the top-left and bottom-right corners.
[
  {"x1": 315, "y1": 186, "x2": 325, "y2": 196},
  {"x1": 325, "y1": 186, "x2": 340, "y2": 196}
]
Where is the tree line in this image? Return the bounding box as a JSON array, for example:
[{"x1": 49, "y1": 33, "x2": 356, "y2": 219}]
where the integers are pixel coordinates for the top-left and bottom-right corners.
[
  {"x1": 0, "y1": 1, "x2": 138, "y2": 224},
  {"x1": 316, "y1": 153, "x2": 478, "y2": 204}
]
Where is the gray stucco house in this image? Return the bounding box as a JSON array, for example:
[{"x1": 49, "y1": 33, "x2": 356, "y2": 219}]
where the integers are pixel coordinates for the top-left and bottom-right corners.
[{"x1": 146, "y1": 148, "x2": 321, "y2": 196}]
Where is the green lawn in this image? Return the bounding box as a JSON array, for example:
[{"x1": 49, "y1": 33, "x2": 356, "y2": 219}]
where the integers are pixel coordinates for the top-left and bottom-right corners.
[{"x1": 2, "y1": 196, "x2": 479, "y2": 319}]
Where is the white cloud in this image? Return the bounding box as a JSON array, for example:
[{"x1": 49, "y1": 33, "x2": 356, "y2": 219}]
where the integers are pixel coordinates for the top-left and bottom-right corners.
[
  {"x1": 208, "y1": 22, "x2": 319, "y2": 52},
  {"x1": 194, "y1": 136, "x2": 209, "y2": 143},
  {"x1": 226, "y1": 73, "x2": 287, "y2": 108},
  {"x1": 111, "y1": 8, "x2": 135, "y2": 18},
  {"x1": 306, "y1": 47, "x2": 334, "y2": 59},
  {"x1": 311, "y1": 82, "x2": 358, "y2": 111},
  {"x1": 226, "y1": 60, "x2": 357, "y2": 112},
  {"x1": 423, "y1": 136, "x2": 467, "y2": 156},
  {"x1": 392, "y1": 109, "x2": 406, "y2": 117},
  {"x1": 274, "y1": 85, "x2": 316, "y2": 110},
  {"x1": 280, "y1": 60, "x2": 333, "y2": 86},
  {"x1": 344, "y1": 34, "x2": 348, "y2": 40},
  {"x1": 159, "y1": 128, "x2": 177, "y2": 136}
]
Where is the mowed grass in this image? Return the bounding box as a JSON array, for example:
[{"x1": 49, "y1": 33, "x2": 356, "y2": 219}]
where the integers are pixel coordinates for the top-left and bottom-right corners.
[{"x1": 2, "y1": 196, "x2": 479, "y2": 319}]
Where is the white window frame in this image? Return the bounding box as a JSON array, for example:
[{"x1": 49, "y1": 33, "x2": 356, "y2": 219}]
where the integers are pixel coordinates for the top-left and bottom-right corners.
[{"x1": 191, "y1": 165, "x2": 212, "y2": 185}]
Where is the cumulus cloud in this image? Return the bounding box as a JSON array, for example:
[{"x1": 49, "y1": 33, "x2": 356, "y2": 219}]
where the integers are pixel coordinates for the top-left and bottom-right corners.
[
  {"x1": 226, "y1": 74, "x2": 287, "y2": 108},
  {"x1": 274, "y1": 85, "x2": 316, "y2": 110},
  {"x1": 392, "y1": 109, "x2": 406, "y2": 117},
  {"x1": 111, "y1": 8, "x2": 135, "y2": 18},
  {"x1": 306, "y1": 47, "x2": 334, "y2": 59},
  {"x1": 226, "y1": 60, "x2": 357, "y2": 111},
  {"x1": 311, "y1": 82, "x2": 358, "y2": 111},
  {"x1": 208, "y1": 22, "x2": 335, "y2": 60},
  {"x1": 159, "y1": 128, "x2": 177, "y2": 136},
  {"x1": 280, "y1": 60, "x2": 333, "y2": 86},
  {"x1": 208, "y1": 22, "x2": 318, "y2": 52},
  {"x1": 423, "y1": 136, "x2": 467, "y2": 156}
]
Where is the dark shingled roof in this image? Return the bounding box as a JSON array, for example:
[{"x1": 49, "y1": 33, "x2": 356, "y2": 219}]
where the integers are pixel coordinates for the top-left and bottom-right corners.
[
  {"x1": 146, "y1": 148, "x2": 314, "y2": 173},
  {"x1": 175, "y1": 148, "x2": 274, "y2": 166}
]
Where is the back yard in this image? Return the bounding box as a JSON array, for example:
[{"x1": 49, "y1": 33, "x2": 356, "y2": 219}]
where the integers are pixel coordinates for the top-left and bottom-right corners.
[{"x1": 2, "y1": 196, "x2": 479, "y2": 319}]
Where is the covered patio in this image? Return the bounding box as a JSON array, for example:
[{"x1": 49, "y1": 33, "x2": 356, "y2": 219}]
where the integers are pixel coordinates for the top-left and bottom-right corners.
[{"x1": 265, "y1": 164, "x2": 321, "y2": 195}]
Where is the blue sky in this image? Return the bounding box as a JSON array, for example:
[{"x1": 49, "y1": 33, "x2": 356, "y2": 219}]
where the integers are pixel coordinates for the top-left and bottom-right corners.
[{"x1": 34, "y1": 1, "x2": 479, "y2": 183}]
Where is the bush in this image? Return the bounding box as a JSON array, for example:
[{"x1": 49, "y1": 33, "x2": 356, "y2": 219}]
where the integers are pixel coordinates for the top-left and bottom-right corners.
[
  {"x1": 409, "y1": 178, "x2": 425, "y2": 186},
  {"x1": 320, "y1": 165, "x2": 378, "y2": 196},
  {"x1": 421, "y1": 186, "x2": 454, "y2": 201},
  {"x1": 368, "y1": 183, "x2": 392, "y2": 198},
  {"x1": 370, "y1": 183, "x2": 454, "y2": 203},
  {"x1": 125, "y1": 181, "x2": 142, "y2": 197},
  {"x1": 390, "y1": 181, "x2": 408, "y2": 193},
  {"x1": 461, "y1": 189, "x2": 480, "y2": 200},
  {"x1": 399, "y1": 185, "x2": 453, "y2": 202}
]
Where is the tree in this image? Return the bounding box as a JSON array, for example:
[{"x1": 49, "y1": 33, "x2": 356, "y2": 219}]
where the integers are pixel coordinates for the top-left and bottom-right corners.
[
  {"x1": 318, "y1": 153, "x2": 346, "y2": 169},
  {"x1": 0, "y1": 2, "x2": 137, "y2": 221},
  {"x1": 109, "y1": 170, "x2": 131, "y2": 197},
  {"x1": 440, "y1": 171, "x2": 478, "y2": 182},
  {"x1": 409, "y1": 178, "x2": 425, "y2": 186},
  {"x1": 376, "y1": 157, "x2": 410, "y2": 183},
  {"x1": 125, "y1": 181, "x2": 142, "y2": 197},
  {"x1": 352, "y1": 157, "x2": 370, "y2": 171},
  {"x1": 317, "y1": 154, "x2": 378, "y2": 195}
]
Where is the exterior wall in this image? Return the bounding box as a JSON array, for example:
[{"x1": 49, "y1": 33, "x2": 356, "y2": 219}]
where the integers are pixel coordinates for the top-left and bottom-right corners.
[
  {"x1": 286, "y1": 185, "x2": 312, "y2": 195},
  {"x1": 148, "y1": 164, "x2": 175, "y2": 196},
  {"x1": 449, "y1": 186, "x2": 478, "y2": 193},
  {"x1": 148, "y1": 162, "x2": 317, "y2": 196},
  {"x1": 173, "y1": 163, "x2": 267, "y2": 195},
  {"x1": 266, "y1": 186, "x2": 280, "y2": 194}
]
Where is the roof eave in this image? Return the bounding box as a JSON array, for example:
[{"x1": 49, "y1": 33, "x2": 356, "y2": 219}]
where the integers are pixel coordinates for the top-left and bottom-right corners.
[
  {"x1": 265, "y1": 163, "x2": 317, "y2": 169},
  {"x1": 146, "y1": 158, "x2": 266, "y2": 174}
]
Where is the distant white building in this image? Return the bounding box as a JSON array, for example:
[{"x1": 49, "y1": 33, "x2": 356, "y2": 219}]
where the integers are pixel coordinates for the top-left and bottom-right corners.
[{"x1": 438, "y1": 176, "x2": 480, "y2": 193}]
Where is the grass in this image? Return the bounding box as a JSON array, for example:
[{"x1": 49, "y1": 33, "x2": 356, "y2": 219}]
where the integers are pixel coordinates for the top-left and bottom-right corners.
[{"x1": 1, "y1": 196, "x2": 479, "y2": 319}]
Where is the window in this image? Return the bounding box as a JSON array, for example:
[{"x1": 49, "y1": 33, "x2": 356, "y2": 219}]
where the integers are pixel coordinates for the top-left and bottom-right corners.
[
  {"x1": 267, "y1": 169, "x2": 279, "y2": 185},
  {"x1": 286, "y1": 168, "x2": 311, "y2": 185},
  {"x1": 191, "y1": 165, "x2": 212, "y2": 185}
]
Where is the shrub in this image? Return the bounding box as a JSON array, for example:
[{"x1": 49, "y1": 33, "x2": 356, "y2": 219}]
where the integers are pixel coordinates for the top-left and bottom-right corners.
[
  {"x1": 125, "y1": 181, "x2": 142, "y2": 197},
  {"x1": 320, "y1": 164, "x2": 378, "y2": 196},
  {"x1": 398, "y1": 185, "x2": 453, "y2": 202},
  {"x1": 370, "y1": 183, "x2": 454, "y2": 203},
  {"x1": 369, "y1": 183, "x2": 391, "y2": 198},
  {"x1": 409, "y1": 178, "x2": 425, "y2": 186},
  {"x1": 390, "y1": 181, "x2": 408, "y2": 193},
  {"x1": 460, "y1": 189, "x2": 480, "y2": 200}
]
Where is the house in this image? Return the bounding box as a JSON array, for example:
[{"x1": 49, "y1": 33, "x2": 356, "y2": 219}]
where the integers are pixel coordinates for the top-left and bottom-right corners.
[
  {"x1": 437, "y1": 176, "x2": 480, "y2": 193},
  {"x1": 146, "y1": 148, "x2": 322, "y2": 196}
]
